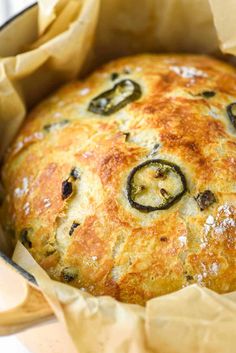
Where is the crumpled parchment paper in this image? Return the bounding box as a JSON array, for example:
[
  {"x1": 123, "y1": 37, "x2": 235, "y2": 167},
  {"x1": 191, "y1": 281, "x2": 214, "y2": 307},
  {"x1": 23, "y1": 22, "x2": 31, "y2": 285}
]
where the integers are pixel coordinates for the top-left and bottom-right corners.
[{"x1": 1, "y1": 1, "x2": 236, "y2": 352}]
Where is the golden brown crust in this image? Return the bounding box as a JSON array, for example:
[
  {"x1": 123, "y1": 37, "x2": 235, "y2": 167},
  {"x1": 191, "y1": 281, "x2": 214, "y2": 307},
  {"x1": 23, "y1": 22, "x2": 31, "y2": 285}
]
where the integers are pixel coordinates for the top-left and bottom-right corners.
[{"x1": 1, "y1": 54, "x2": 236, "y2": 304}]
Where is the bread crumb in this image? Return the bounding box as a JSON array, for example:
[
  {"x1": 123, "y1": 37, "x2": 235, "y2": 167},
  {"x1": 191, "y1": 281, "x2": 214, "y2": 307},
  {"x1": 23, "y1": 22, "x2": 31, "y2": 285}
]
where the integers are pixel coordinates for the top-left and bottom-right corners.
[
  {"x1": 14, "y1": 132, "x2": 44, "y2": 154},
  {"x1": 33, "y1": 132, "x2": 44, "y2": 140},
  {"x1": 43, "y1": 198, "x2": 51, "y2": 208},
  {"x1": 204, "y1": 215, "x2": 215, "y2": 234},
  {"x1": 178, "y1": 235, "x2": 187, "y2": 247},
  {"x1": 170, "y1": 65, "x2": 207, "y2": 79},
  {"x1": 53, "y1": 112, "x2": 63, "y2": 118},
  {"x1": 79, "y1": 88, "x2": 90, "y2": 96},
  {"x1": 200, "y1": 241, "x2": 207, "y2": 249},
  {"x1": 206, "y1": 215, "x2": 215, "y2": 224},
  {"x1": 23, "y1": 202, "x2": 30, "y2": 215},
  {"x1": 210, "y1": 262, "x2": 219, "y2": 275},
  {"x1": 218, "y1": 204, "x2": 232, "y2": 216},
  {"x1": 209, "y1": 108, "x2": 220, "y2": 119},
  {"x1": 196, "y1": 274, "x2": 203, "y2": 284},
  {"x1": 15, "y1": 177, "x2": 29, "y2": 198},
  {"x1": 82, "y1": 151, "x2": 93, "y2": 158}
]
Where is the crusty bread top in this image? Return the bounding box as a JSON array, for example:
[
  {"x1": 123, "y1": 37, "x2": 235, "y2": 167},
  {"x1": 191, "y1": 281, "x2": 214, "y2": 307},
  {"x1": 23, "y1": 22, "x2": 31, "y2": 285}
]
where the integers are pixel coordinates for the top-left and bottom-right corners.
[{"x1": 1, "y1": 54, "x2": 236, "y2": 304}]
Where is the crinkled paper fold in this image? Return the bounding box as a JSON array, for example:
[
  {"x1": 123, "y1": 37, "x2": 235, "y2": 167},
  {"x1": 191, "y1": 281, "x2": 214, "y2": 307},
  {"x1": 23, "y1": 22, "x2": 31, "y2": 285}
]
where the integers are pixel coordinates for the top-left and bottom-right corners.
[{"x1": 1, "y1": 0, "x2": 236, "y2": 352}]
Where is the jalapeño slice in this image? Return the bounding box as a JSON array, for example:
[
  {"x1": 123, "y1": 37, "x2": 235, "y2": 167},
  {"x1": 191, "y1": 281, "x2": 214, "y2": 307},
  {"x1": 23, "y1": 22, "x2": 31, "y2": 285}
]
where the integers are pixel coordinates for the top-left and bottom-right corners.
[
  {"x1": 61, "y1": 267, "x2": 78, "y2": 282},
  {"x1": 226, "y1": 103, "x2": 236, "y2": 129},
  {"x1": 20, "y1": 228, "x2": 32, "y2": 248},
  {"x1": 88, "y1": 79, "x2": 142, "y2": 116},
  {"x1": 43, "y1": 120, "x2": 69, "y2": 132},
  {"x1": 201, "y1": 91, "x2": 216, "y2": 98},
  {"x1": 127, "y1": 159, "x2": 187, "y2": 212}
]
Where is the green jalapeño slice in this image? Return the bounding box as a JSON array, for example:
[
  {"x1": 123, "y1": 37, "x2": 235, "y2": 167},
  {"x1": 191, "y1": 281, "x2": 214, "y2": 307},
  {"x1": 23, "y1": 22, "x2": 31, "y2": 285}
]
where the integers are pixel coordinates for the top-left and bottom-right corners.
[
  {"x1": 226, "y1": 103, "x2": 236, "y2": 130},
  {"x1": 127, "y1": 159, "x2": 187, "y2": 212},
  {"x1": 88, "y1": 79, "x2": 142, "y2": 116}
]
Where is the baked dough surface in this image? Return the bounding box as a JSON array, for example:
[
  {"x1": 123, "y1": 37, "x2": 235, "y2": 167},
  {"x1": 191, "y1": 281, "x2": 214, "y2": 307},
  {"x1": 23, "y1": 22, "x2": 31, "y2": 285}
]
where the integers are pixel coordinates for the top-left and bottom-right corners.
[{"x1": 1, "y1": 54, "x2": 236, "y2": 304}]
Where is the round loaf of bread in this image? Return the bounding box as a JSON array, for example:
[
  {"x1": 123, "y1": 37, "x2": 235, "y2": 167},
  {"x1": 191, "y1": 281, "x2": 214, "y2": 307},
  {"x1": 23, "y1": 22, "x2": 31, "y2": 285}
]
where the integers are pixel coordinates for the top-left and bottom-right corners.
[{"x1": 1, "y1": 54, "x2": 236, "y2": 304}]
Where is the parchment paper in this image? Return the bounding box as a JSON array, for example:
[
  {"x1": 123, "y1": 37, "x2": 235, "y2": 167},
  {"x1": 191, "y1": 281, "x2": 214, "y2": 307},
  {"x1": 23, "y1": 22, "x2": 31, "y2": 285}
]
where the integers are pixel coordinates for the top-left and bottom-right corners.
[{"x1": 1, "y1": 0, "x2": 236, "y2": 352}]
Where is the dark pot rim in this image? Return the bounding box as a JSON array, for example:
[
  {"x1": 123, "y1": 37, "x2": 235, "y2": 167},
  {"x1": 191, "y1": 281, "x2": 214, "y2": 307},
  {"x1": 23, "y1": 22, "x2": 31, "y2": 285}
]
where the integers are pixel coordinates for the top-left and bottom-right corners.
[
  {"x1": 0, "y1": 2, "x2": 37, "y2": 32},
  {"x1": 0, "y1": 2, "x2": 38, "y2": 287}
]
